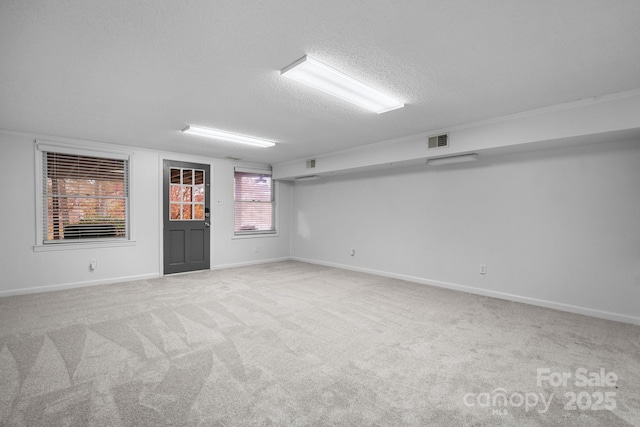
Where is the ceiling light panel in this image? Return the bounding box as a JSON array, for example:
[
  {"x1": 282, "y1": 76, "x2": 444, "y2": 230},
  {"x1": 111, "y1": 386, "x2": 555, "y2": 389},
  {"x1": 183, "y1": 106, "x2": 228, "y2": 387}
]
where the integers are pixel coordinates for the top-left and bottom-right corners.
[
  {"x1": 182, "y1": 125, "x2": 276, "y2": 148},
  {"x1": 281, "y1": 56, "x2": 404, "y2": 114}
]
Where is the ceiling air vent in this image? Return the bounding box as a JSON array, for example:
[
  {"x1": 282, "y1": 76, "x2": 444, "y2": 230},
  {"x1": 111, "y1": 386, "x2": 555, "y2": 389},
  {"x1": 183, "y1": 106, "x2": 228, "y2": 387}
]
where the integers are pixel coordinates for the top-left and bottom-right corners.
[
  {"x1": 428, "y1": 134, "x2": 449, "y2": 149},
  {"x1": 295, "y1": 175, "x2": 319, "y2": 182},
  {"x1": 306, "y1": 159, "x2": 316, "y2": 169}
]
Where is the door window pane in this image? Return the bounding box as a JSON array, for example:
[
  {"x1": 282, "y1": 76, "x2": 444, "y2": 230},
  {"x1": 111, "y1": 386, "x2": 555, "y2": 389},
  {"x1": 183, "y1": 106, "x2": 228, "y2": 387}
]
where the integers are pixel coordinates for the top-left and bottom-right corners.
[
  {"x1": 183, "y1": 169, "x2": 193, "y2": 185},
  {"x1": 195, "y1": 170, "x2": 204, "y2": 185},
  {"x1": 194, "y1": 185, "x2": 204, "y2": 202},
  {"x1": 182, "y1": 186, "x2": 192, "y2": 202},
  {"x1": 171, "y1": 169, "x2": 181, "y2": 184},
  {"x1": 194, "y1": 204, "x2": 204, "y2": 220},
  {"x1": 170, "y1": 203, "x2": 181, "y2": 220},
  {"x1": 182, "y1": 204, "x2": 192, "y2": 220},
  {"x1": 170, "y1": 185, "x2": 181, "y2": 202}
]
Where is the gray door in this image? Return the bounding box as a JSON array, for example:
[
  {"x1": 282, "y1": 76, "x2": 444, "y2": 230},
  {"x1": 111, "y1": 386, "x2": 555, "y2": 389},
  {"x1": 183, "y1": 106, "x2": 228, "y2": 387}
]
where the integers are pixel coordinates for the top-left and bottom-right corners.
[{"x1": 163, "y1": 160, "x2": 211, "y2": 274}]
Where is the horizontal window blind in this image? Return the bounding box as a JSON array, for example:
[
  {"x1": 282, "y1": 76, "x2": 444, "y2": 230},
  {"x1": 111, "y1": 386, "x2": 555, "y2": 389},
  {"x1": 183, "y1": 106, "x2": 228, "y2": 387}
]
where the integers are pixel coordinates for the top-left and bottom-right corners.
[
  {"x1": 43, "y1": 151, "x2": 129, "y2": 242},
  {"x1": 233, "y1": 170, "x2": 275, "y2": 233}
]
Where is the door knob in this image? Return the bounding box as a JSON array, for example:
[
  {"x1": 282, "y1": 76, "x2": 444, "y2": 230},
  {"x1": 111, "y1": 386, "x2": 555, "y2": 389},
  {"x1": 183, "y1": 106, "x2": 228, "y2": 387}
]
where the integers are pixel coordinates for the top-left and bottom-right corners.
[{"x1": 204, "y1": 222, "x2": 210, "y2": 227}]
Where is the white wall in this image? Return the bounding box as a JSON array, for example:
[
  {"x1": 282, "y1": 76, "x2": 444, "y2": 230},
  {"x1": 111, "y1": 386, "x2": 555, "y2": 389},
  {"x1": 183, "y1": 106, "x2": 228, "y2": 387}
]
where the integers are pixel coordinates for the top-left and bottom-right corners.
[
  {"x1": 0, "y1": 131, "x2": 291, "y2": 295},
  {"x1": 291, "y1": 138, "x2": 640, "y2": 324}
]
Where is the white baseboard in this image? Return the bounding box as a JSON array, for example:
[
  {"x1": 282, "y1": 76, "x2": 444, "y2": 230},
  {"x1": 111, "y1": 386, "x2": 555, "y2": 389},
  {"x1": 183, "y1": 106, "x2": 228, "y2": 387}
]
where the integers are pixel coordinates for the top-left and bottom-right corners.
[
  {"x1": 212, "y1": 257, "x2": 292, "y2": 271},
  {"x1": 0, "y1": 273, "x2": 160, "y2": 297},
  {"x1": 291, "y1": 257, "x2": 640, "y2": 326},
  {"x1": 0, "y1": 257, "x2": 291, "y2": 297}
]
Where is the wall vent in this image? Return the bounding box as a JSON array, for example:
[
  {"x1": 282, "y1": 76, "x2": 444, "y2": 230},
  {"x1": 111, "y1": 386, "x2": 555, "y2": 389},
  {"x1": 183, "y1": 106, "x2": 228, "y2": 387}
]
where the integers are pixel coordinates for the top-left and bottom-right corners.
[
  {"x1": 306, "y1": 159, "x2": 316, "y2": 169},
  {"x1": 428, "y1": 134, "x2": 449, "y2": 149}
]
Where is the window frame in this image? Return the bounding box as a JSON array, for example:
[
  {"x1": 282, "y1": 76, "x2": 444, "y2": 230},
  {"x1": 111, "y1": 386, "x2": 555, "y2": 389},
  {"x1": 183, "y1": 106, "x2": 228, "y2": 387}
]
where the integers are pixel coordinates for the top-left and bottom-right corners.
[
  {"x1": 233, "y1": 167, "x2": 276, "y2": 236},
  {"x1": 34, "y1": 140, "x2": 135, "y2": 250}
]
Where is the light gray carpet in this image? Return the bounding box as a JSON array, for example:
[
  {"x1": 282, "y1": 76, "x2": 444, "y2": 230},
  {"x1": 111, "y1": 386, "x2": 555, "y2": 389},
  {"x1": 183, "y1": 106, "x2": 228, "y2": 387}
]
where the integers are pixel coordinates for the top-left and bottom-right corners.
[{"x1": 0, "y1": 260, "x2": 638, "y2": 426}]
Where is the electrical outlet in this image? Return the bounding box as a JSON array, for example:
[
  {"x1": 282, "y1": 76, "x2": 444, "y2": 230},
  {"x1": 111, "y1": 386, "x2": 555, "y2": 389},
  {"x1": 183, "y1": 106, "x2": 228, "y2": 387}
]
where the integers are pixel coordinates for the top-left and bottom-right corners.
[
  {"x1": 480, "y1": 264, "x2": 487, "y2": 275},
  {"x1": 350, "y1": 249, "x2": 355, "y2": 256},
  {"x1": 254, "y1": 246, "x2": 260, "y2": 253},
  {"x1": 90, "y1": 259, "x2": 98, "y2": 271}
]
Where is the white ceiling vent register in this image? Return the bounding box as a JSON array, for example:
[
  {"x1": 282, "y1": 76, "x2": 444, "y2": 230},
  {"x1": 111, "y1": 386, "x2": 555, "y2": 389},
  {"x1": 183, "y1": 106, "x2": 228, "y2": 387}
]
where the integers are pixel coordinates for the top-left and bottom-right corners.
[
  {"x1": 428, "y1": 134, "x2": 449, "y2": 149},
  {"x1": 427, "y1": 153, "x2": 478, "y2": 166},
  {"x1": 295, "y1": 175, "x2": 319, "y2": 181}
]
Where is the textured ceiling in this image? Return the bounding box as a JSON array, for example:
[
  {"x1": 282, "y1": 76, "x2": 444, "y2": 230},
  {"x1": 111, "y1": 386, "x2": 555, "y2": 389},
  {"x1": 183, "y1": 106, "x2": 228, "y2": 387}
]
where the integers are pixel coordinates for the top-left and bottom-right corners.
[{"x1": 1, "y1": 0, "x2": 640, "y2": 164}]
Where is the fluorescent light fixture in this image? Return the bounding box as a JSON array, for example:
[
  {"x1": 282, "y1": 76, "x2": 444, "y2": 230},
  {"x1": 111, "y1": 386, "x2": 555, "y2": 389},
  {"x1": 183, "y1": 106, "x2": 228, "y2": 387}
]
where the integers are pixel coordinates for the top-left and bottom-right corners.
[
  {"x1": 427, "y1": 153, "x2": 478, "y2": 166},
  {"x1": 182, "y1": 125, "x2": 276, "y2": 148},
  {"x1": 281, "y1": 56, "x2": 404, "y2": 114}
]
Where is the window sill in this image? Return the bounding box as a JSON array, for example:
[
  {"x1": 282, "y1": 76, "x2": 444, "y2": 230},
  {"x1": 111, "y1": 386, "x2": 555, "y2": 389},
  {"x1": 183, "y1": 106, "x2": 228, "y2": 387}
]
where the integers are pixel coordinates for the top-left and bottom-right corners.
[
  {"x1": 232, "y1": 232, "x2": 278, "y2": 240},
  {"x1": 33, "y1": 240, "x2": 137, "y2": 252}
]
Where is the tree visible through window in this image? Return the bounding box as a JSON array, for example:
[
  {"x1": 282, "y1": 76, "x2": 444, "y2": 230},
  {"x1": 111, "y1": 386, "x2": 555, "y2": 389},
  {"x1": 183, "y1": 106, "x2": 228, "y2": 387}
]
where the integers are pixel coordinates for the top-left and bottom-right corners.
[
  {"x1": 43, "y1": 152, "x2": 129, "y2": 242},
  {"x1": 234, "y1": 170, "x2": 275, "y2": 234}
]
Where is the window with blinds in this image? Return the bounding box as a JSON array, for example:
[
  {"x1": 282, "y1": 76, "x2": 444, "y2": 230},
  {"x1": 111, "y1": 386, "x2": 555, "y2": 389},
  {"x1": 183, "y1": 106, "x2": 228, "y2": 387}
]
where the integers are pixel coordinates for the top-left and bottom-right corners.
[
  {"x1": 42, "y1": 151, "x2": 129, "y2": 242},
  {"x1": 233, "y1": 169, "x2": 275, "y2": 234}
]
